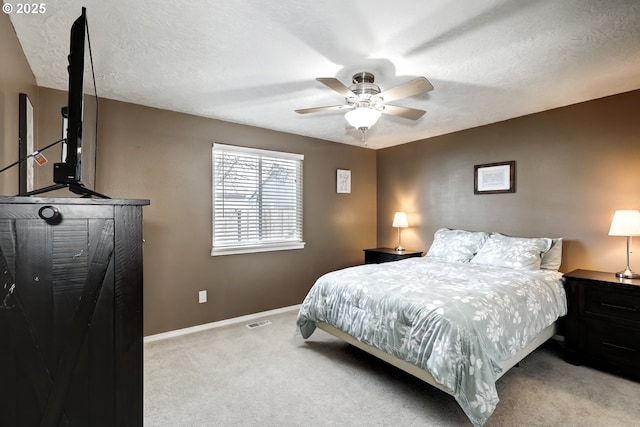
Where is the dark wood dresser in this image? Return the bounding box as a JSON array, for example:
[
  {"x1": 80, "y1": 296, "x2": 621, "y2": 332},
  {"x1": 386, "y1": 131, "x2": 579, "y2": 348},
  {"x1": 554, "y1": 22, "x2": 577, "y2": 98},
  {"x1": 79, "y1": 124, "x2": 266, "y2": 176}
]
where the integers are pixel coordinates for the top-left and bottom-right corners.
[
  {"x1": 0, "y1": 197, "x2": 149, "y2": 426},
  {"x1": 563, "y1": 269, "x2": 640, "y2": 380},
  {"x1": 363, "y1": 247, "x2": 423, "y2": 264}
]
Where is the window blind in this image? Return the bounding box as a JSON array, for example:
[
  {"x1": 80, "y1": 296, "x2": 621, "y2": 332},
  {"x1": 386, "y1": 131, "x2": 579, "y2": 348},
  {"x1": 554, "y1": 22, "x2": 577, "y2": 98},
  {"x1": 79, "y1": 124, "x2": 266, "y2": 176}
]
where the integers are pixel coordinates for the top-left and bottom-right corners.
[{"x1": 212, "y1": 143, "x2": 304, "y2": 255}]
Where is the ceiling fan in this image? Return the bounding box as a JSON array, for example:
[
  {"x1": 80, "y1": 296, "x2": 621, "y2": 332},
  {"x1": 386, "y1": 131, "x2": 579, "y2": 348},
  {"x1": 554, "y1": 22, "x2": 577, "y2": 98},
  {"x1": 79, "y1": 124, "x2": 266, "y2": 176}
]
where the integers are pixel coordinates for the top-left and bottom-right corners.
[{"x1": 295, "y1": 72, "x2": 434, "y2": 142}]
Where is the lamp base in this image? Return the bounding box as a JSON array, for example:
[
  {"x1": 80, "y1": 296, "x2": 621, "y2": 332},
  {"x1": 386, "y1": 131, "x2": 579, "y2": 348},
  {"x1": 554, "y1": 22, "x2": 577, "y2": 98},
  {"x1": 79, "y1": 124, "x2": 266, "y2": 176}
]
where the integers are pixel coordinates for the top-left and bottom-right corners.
[
  {"x1": 395, "y1": 245, "x2": 405, "y2": 252},
  {"x1": 615, "y1": 268, "x2": 640, "y2": 279}
]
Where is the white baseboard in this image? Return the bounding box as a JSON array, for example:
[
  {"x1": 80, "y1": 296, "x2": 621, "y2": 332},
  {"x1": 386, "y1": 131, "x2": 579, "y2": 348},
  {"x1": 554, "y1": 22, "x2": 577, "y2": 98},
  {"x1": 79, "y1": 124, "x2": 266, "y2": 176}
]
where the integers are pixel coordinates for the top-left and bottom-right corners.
[{"x1": 144, "y1": 304, "x2": 301, "y2": 343}]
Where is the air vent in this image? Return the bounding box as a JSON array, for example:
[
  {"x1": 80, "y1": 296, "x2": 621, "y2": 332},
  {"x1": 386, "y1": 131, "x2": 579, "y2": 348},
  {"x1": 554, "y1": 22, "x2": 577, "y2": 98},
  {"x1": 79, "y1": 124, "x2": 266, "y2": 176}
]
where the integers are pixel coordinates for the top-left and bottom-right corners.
[{"x1": 245, "y1": 319, "x2": 272, "y2": 329}]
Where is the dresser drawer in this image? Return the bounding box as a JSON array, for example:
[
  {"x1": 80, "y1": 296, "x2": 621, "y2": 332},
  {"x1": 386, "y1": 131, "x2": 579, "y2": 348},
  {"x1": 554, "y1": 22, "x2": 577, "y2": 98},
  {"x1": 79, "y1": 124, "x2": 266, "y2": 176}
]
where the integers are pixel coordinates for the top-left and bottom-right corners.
[
  {"x1": 581, "y1": 318, "x2": 640, "y2": 370},
  {"x1": 583, "y1": 285, "x2": 640, "y2": 324}
]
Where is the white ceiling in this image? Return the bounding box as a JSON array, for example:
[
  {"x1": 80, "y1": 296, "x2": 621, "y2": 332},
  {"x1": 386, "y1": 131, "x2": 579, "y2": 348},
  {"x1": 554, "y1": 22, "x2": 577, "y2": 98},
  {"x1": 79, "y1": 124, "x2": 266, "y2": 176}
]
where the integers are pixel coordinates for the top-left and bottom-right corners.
[{"x1": 8, "y1": 0, "x2": 640, "y2": 149}]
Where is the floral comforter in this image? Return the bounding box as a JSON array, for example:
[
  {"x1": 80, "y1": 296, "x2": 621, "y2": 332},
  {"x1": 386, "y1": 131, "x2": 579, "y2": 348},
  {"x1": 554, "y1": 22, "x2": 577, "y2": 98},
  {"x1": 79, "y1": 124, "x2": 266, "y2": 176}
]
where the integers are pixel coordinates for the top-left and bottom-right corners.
[{"x1": 296, "y1": 257, "x2": 567, "y2": 426}]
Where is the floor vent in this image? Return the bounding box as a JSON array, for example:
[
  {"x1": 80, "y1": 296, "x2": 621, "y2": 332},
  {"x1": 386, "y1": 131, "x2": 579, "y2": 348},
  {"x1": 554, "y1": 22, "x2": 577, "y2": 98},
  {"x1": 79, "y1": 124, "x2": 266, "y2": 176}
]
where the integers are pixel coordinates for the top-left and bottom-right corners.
[{"x1": 245, "y1": 319, "x2": 272, "y2": 329}]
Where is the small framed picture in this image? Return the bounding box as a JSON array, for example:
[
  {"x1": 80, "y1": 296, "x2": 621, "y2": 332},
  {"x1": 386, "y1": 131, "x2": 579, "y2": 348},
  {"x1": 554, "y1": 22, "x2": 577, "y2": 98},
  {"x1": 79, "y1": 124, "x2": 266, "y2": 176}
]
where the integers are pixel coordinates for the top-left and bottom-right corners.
[
  {"x1": 336, "y1": 169, "x2": 351, "y2": 193},
  {"x1": 474, "y1": 161, "x2": 515, "y2": 194}
]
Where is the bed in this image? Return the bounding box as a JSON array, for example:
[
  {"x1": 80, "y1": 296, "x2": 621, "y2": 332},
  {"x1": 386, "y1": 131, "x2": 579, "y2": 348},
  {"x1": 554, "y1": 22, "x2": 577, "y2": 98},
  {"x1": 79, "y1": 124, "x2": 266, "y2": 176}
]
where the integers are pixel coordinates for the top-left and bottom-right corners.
[{"x1": 296, "y1": 228, "x2": 567, "y2": 426}]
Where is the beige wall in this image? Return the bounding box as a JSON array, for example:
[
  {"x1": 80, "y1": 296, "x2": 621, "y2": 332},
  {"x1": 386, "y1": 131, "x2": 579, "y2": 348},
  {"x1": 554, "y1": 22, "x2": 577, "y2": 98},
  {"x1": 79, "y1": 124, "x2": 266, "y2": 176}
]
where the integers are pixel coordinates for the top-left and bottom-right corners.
[
  {"x1": 35, "y1": 88, "x2": 377, "y2": 335},
  {"x1": 377, "y1": 90, "x2": 640, "y2": 274},
  {"x1": 0, "y1": 14, "x2": 38, "y2": 194}
]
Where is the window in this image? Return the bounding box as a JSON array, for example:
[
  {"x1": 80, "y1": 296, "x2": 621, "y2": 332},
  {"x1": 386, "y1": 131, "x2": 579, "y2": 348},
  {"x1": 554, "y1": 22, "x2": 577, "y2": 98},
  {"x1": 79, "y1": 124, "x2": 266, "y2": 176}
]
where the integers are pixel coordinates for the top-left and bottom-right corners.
[{"x1": 212, "y1": 143, "x2": 304, "y2": 255}]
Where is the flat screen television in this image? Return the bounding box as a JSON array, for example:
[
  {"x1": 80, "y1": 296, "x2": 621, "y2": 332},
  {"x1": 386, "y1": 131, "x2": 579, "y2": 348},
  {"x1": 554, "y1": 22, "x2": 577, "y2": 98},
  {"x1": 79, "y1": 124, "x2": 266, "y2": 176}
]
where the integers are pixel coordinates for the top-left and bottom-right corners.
[{"x1": 26, "y1": 7, "x2": 107, "y2": 198}]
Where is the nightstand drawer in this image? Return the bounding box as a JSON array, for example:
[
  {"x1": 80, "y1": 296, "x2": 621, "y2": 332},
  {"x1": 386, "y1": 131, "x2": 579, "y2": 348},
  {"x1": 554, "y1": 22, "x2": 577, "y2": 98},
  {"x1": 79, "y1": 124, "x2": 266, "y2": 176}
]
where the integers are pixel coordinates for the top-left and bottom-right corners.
[
  {"x1": 363, "y1": 248, "x2": 423, "y2": 264},
  {"x1": 583, "y1": 285, "x2": 640, "y2": 324},
  {"x1": 372, "y1": 252, "x2": 404, "y2": 263},
  {"x1": 582, "y1": 318, "x2": 640, "y2": 370},
  {"x1": 564, "y1": 269, "x2": 640, "y2": 380}
]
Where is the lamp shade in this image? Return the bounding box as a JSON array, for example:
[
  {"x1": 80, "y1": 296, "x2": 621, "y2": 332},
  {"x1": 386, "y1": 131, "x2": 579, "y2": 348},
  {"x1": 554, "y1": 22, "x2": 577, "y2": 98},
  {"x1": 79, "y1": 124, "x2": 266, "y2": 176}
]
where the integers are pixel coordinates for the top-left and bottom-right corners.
[
  {"x1": 345, "y1": 107, "x2": 381, "y2": 130},
  {"x1": 608, "y1": 210, "x2": 640, "y2": 236},
  {"x1": 392, "y1": 212, "x2": 408, "y2": 228}
]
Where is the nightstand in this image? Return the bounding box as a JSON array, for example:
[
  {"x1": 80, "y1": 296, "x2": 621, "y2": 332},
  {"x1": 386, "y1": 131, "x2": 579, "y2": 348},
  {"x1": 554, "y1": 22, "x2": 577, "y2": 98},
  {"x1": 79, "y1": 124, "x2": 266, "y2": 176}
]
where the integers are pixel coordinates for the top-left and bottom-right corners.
[
  {"x1": 363, "y1": 248, "x2": 423, "y2": 264},
  {"x1": 563, "y1": 269, "x2": 640, "y2": 380}
]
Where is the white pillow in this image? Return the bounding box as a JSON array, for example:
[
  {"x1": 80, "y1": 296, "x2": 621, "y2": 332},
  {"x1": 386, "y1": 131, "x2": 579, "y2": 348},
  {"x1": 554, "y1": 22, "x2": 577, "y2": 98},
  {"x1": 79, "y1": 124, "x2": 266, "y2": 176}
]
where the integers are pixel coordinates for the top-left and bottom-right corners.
[
  {"x1": 540, "y1": 238, "x2": 563, "y2": 270},
  {"x1": 470, "y1": 233, "x2": 551, "y2": 271},
  {"x1": 426, "y1": 228, "x2": 490, "y2": 263}
]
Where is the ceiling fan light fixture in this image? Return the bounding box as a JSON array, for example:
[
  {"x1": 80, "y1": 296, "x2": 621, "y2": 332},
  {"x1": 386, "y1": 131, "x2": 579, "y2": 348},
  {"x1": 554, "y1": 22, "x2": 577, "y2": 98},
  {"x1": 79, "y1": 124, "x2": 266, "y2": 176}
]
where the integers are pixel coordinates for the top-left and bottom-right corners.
[
  {"x1": 344, "y1": 107, "x2": 381, "y2": 131},
  {"x1": 295, "y1": 72, "x2": 432, "y2": 144}
]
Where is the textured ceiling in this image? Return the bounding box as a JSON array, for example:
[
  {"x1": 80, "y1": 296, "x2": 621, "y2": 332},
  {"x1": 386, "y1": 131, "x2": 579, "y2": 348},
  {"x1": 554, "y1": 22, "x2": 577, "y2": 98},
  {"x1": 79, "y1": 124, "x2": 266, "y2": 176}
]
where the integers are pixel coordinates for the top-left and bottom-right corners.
[{"x1": 7, "y1": 0, "x2": 640, "y2": 149}]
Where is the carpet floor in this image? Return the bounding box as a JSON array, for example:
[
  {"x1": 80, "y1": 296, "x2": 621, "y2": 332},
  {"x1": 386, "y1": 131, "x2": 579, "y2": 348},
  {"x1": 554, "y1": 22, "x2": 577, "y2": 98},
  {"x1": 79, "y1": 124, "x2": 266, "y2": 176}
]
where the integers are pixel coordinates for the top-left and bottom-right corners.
[{"x1": 144, "y1": 309, "x2": 640, "y2": 426}]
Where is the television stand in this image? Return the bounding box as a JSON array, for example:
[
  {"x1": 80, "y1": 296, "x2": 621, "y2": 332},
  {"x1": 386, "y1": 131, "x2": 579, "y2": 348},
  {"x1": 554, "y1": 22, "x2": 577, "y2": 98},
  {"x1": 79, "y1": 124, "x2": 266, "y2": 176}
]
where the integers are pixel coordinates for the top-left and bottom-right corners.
[{"x1": 20, "y1": 182, "x2": 110, "y2": 199}]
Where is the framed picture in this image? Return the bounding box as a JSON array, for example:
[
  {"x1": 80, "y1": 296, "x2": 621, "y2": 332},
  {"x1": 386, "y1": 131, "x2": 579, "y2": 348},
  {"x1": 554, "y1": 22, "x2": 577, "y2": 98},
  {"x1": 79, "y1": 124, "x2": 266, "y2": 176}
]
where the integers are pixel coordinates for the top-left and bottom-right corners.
[
  {"x1": 474, "y1": 161, "x2": 515, "y2": 194},
  {"x1": 336, "y1": 169, "x2": 351, "y2": 193},
  {"x1": 18, "y1": 93, "x2": 35, "y2": 194}
]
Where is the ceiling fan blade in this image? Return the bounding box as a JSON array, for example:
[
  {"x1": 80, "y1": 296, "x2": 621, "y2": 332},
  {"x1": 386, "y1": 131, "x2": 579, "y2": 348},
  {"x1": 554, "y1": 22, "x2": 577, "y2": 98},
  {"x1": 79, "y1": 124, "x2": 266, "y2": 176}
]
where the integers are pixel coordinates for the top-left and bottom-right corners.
[
  {"x1": 316, "y1": 77, "x2": 357, "y2": 98},
  {"x1": 295, "y1": 105, "x2": 352, "y2": 115},
  {"x1": 381, "y1": 104, "x2": 426, "y2": 120},
  {"x1": 377, "y1": 77, "x2": 434, "y2": 103}
]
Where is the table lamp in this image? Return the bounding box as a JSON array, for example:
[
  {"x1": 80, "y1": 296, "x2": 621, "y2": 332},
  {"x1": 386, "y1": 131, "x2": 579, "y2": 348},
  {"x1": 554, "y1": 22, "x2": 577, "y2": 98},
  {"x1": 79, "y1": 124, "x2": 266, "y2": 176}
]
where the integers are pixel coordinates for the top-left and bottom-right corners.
[
  {"x1": 392, "y1": 212, "x2": 408, "y2": 252},
  {"x1": 608, "y1": 209, "x2": 640, "y2": 279}
]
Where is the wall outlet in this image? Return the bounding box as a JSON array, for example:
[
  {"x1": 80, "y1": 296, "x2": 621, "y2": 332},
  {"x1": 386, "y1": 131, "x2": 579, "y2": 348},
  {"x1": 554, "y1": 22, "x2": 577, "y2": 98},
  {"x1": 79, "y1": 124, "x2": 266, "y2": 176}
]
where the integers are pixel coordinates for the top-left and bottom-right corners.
[{"x1": 198, "y1": 290, "x2": 207, "y2": 304}]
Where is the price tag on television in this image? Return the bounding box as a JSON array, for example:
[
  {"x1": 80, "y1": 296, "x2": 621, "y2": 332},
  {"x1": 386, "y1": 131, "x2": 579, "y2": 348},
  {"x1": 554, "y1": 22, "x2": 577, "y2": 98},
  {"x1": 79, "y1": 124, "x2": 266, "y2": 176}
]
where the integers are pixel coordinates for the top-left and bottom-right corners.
[{"x1": 32, "y1": 152, "x2": 48, "y2": 166}]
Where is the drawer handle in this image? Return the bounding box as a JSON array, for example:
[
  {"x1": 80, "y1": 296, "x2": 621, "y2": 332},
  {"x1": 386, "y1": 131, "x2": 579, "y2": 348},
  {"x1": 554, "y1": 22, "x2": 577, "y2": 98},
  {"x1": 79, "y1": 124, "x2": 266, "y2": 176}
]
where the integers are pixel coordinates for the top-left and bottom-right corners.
[
  {"x1": 600, "y1": 302, "x2": 637, "y2": 312},
  {"x1": 602, "y1": 341, "x2": 637, "y2": 353},
  {"x1": 38, "y1": 205, "x2": 62, "y2": 224}
]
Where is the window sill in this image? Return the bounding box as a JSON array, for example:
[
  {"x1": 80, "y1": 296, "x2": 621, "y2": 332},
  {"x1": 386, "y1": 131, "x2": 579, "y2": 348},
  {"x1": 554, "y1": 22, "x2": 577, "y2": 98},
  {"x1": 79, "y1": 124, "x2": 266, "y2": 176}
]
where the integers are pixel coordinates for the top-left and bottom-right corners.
[{"x1": 211, "y1": 242, "x2": 305, "y2": 256}]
